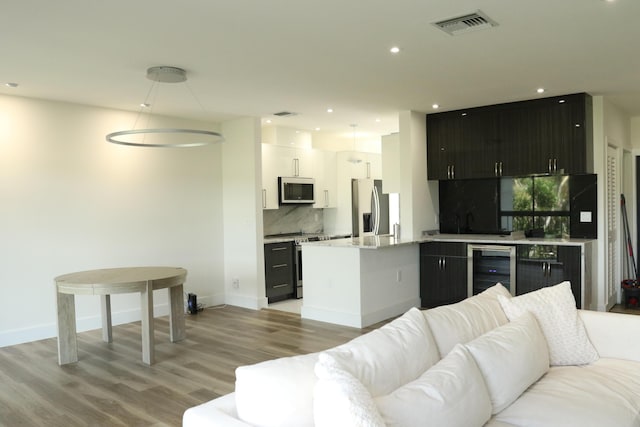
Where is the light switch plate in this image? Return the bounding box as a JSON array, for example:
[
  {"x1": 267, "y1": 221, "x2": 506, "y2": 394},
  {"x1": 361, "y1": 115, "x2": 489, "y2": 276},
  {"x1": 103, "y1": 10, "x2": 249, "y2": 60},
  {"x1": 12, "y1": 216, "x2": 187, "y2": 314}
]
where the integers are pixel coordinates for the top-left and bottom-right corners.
[{"x1": 580, "y1": 211, "x2": 592, "y2": 223}]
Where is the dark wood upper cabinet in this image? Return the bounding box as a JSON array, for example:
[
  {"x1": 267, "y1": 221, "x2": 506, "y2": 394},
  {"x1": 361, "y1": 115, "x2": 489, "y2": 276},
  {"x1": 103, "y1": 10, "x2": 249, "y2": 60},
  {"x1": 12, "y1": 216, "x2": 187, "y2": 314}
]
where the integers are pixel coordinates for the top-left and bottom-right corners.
[{"x1": 426, "y1": 93, "x2": 592, "y2": 180}]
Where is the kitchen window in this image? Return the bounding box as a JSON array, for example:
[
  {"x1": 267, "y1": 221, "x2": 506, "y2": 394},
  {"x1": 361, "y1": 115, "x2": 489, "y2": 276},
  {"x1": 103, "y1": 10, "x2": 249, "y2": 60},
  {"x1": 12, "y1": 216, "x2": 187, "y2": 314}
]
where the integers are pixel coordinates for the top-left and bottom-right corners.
[{"x1": 499, "y1": 175, "x2": 570, "y2": 238}]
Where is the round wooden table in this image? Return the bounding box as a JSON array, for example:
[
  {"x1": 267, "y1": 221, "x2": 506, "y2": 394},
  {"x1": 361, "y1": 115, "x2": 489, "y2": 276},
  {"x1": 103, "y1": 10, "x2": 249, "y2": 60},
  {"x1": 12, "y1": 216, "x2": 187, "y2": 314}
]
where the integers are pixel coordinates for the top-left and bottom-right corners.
[{"x1": 55, "y1": 266, "x2": 187, "y2": 365}]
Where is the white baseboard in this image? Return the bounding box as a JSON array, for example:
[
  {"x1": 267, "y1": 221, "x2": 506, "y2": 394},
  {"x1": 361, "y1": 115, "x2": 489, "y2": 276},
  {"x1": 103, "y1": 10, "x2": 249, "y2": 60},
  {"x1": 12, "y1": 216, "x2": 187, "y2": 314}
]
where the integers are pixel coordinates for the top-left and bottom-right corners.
[
  {"x1": 0, "y1": 292, "x2": 259, "y2": 348},
  {"x1": 302, "y1": 297, "x2": 419, "y2": 329}
]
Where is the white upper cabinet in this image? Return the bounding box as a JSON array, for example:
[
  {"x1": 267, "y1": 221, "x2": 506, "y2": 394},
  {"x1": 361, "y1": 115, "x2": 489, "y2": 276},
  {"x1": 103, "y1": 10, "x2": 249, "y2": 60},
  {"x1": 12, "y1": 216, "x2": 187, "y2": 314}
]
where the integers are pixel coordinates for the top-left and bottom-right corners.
[
  {"x1": 381, "y1": 133, "x2": 400, "y2": 193},
  {"x1": 312, "y1": 150, "x2": 337, "y2": 208},
  {"x1": 261, "y1": 144, "x2": 280, "y2": 209},
  {"x1": 340, "y1": 151, "x2": 381, "y2": 180}
]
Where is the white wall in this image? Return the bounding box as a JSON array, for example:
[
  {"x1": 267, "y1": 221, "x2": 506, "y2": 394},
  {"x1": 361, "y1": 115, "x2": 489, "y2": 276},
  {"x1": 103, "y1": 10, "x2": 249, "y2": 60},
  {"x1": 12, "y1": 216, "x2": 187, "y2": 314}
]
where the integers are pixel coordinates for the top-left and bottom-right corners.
[
  {"x1": 398, "y1": 111, "x2": 439, "y2": 239},
  {"x1": 0, "y1": 94, "x2": 225, "y2": 346},
  {"x1": 221, "y1": 117, "x2": 266, "y2": 309},
  {"x1": 592, "y1": 96, "x2": 633, "y2": 310}
]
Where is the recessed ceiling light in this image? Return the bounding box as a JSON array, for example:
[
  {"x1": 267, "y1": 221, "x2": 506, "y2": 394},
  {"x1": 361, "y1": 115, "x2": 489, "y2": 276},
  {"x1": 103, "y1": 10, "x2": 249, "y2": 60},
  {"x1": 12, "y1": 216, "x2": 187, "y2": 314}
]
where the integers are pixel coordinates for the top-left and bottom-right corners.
[
  {"x1": 390, "y1": 46, "x2": 400, "y2": 54},
  {"x1": 314, "y1": 127, "x2": 321, "y2": 131},
  {"x1": 327, "y1": 108, "x2": 333, "y2": 113},
  {"x1": 375, "y1": 118, "x2": 381, "y2": 123},
  {"x1": 265, "y1": 119, "x2": 272, "y2": 124},
  {"x1": 558, "y1": 99, "x2": 566, "y2": 104},
  {"x1": 5, "y1": 82, "x2": 18, "y2": 88},
  {"x1": 432, "y1": 104, "x2": 440, "y2": 109},
  {"x1": 537, "y1": 88, "x2": 545, "y2": 94},
  {"x1": 140, "y1": 103, "x2": 150, "y2": 108},
  {"x1": 461, "y1": 112, "x2": 467, "y2": 116}
]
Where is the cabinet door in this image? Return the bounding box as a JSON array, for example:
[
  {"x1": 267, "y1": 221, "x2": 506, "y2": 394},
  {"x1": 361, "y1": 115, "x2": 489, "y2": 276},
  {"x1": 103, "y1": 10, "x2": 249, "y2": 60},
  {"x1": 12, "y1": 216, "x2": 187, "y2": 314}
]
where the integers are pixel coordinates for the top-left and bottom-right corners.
[
  {"x1": 558, "y1": 246, "x2": 582, "y2": 308},
  {"x1": 516, "y1": 245, "x2": 582, "y2": 307},
  {"x1": 312, "y1": 150, "x2": 337, "y2": 208},
  {"x1": 261, "y1": 144, "x2": 280, "y2": 209},
  {"x1": 264, "y1": 242, "x2": 295, "y2": 299},
  {"x1": 420, "y1": 242, "x2": 467, "y2": 308},
  {"x1": 552, "y1": 94, "x2": 587, "y2": 174},
  {"x1": 462, "y1": 108, "x2": 501, "y2": 179},
  {"x1": 426, "y1": 112, "x2": 464, "y2": 180}
]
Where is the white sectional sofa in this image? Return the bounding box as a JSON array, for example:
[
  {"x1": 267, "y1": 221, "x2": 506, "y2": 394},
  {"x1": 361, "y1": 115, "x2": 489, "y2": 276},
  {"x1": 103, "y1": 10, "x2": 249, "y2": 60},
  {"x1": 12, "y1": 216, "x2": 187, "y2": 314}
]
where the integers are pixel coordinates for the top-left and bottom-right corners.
[{"x1": 183, "y1": 282, "x2": 640, "y2": 427}]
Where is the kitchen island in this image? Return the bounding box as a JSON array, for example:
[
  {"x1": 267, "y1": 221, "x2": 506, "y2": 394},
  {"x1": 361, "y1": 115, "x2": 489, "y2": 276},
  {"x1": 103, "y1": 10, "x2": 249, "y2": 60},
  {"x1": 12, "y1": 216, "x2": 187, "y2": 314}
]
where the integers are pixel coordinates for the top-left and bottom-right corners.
[{"x1": 300, "y1": 235, "x2": 420, "y2": 328}]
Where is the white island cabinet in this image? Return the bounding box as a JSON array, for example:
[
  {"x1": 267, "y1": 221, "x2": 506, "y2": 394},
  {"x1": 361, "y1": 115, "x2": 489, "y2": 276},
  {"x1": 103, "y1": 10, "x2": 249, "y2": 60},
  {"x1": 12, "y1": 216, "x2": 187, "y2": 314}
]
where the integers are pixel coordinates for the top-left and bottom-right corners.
[{"x1": 300, "y1": 236, "x2": 420, "y2": 328}]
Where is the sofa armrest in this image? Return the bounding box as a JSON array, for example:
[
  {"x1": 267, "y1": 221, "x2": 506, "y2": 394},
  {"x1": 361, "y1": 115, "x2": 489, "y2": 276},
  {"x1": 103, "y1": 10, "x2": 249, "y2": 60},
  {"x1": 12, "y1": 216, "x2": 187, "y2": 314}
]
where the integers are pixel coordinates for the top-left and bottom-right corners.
[
  {"x1": 579, "y1": 309, "x2": 640, "y2": 362},
  {"x1": 183, "y1": 393, "x2": 252, "y2": 427}
]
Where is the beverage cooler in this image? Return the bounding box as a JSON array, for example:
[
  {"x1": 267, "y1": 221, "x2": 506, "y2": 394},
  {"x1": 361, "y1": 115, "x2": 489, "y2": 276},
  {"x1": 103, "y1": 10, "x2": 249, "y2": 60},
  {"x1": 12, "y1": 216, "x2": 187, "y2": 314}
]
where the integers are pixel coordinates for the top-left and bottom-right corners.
[{"x1": 467, "y1": 244, "x2": 516, "y2": 297}]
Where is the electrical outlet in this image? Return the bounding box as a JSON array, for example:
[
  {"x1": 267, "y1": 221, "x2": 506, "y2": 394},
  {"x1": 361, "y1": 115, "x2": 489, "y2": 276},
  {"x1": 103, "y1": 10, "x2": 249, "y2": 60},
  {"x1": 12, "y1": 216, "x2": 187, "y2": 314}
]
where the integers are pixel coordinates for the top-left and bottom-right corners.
[{"x1": 232, "y1": 278, "x2": 240, "y2": 288}]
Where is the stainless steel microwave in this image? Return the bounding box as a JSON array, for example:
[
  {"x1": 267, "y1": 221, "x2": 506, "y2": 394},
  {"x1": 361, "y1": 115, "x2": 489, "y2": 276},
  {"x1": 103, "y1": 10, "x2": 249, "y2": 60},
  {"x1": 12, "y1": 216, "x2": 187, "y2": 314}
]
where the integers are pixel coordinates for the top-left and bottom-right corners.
[{"x1": 278, "y1": 177, "x2": 315, "y2": 204}]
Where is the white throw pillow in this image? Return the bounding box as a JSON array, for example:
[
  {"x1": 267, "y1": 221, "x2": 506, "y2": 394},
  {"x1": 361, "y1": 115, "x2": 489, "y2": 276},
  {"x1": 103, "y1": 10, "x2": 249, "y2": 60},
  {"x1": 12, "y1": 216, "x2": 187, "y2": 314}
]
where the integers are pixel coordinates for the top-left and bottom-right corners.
[
  {"x1": 235, "y1": 352, "x2": 318, "y2": 427},
  {"x1": 320, "y1": 307, "x2": 440, "y2": 397},
  {"x1": 465, "y1": 312, "x2": 550, "y2": 414},
  {"x1": 425, "y1": 283, "x2": 512, "y2": 357},
  {"x1": 375, "y1": 344, "x2": 492, "y2": 427},
  {"x1": 498, "y1": 281, "x2": 599, "y2": 366},
  {"x1": 314, "y1": 361, "x2": 386, "y2": 427}
]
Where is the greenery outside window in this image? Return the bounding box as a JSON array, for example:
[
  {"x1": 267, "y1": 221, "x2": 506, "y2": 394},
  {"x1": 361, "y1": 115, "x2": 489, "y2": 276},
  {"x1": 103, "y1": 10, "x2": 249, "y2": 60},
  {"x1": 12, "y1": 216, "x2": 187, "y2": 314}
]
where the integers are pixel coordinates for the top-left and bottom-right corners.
[{"x1": 500, "y1": 175, "x2": 570, "y2": 238}]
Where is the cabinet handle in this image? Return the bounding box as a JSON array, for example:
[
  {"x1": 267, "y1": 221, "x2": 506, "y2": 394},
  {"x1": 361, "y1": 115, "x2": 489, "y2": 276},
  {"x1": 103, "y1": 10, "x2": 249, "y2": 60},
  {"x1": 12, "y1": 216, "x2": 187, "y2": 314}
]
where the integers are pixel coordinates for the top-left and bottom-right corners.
[
  {"x1": 272, "y1": 264, "x2": 288, "y2": 268},
  {"x1": 273, "y1": 283, "x2": 289, "y2": 289},
  {"x1": 446, "y1": 166, "x2": 450, "y2": 179},
  {"x1": 262, "y1": 189, "x2": 267, "y2": 209},
  {"x1": 438, "y1": 257, "x2": 442, "y2": 270},
  {"x1": 271, "y1": 247, "x2": 287, "y2": 252},
  {"x1": 494, "y1": 162, "x2": 498, "y2": 177},
  {"x1": 499, "y1": 162, "x2": 503, "y2": 177},
  {"x1": 293, "y1": 158, "x2": 299, "y2": 176},
  {"x1": 554, "y1": 158, "x2": 558, "y2": 173},
  {"x1": 366, "y1": 162, "x2": 371, "y2": 179},
  {"x1": 548, "y1": 158, "x2": 553, "y2": 174},
  {"x1": 324, "y1": 190, "x2": 329, "y2": 207}
]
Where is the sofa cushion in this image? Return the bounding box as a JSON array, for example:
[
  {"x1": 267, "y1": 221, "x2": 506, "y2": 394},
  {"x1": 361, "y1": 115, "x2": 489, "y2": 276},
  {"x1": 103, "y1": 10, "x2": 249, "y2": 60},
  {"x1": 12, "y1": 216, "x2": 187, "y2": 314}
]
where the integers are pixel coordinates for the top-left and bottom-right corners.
[
  {"x1": 465, "y1": 311, "x2": 549, "y2": 414},
  {"x1": 498, "y1": 281, "x2": 599, "y2": 366},
  {"x1": 314, "y1": 361, "x2": 386, "y2": 427},
  {"x1": 235, "y1": 352, "x2": 318, "y2": 427},
  {"x1": 493, "y1": 358, "x2": 640, "y2": 427},
  {"x1": 424, "y1": 283, "x2": 511, "y2": 357},
  {"x1": 318, "y1": 307, "x2": 440, "y2": 397},
  {"x1": 375, "y1": 344, "x2": 492, "y2": 427}
]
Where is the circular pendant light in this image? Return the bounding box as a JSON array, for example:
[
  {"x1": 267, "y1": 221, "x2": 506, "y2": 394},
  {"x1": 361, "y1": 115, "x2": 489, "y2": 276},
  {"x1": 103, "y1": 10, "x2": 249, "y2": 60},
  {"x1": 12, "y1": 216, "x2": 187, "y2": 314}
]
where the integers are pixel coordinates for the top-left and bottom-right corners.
[{"x1": 106, "y1": 66, "x2": 224, "y2": 148}]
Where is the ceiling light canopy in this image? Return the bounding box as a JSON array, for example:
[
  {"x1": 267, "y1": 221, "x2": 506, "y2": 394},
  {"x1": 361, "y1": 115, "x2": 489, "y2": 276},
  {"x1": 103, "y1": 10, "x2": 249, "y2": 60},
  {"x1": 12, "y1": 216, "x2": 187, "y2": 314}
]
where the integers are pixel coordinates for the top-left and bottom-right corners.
[{"x1": 106, "y1": 66, "x2": 224, "y2": 148}]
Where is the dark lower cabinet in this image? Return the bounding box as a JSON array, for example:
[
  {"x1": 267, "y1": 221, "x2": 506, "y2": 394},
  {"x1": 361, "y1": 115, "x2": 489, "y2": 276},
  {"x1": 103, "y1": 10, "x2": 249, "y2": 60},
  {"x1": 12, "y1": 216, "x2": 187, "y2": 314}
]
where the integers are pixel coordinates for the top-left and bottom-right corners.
[
  {"x1": 516, "y1": 245, "x2": 582, "y2": 308},
  {"x1": 264, "y1": 241, "x2": 295, "y2": 303},
  {"x1": 420, "y1": 242, "x2": 467, "y2": 308}
]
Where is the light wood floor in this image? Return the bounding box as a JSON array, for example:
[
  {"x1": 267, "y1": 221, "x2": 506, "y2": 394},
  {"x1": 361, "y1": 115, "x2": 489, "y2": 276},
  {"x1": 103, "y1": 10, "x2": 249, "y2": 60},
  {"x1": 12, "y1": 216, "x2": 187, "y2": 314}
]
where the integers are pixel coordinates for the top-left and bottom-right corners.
[{"x1": 0, "y1": 305, "x2": 384, "y2": 427}]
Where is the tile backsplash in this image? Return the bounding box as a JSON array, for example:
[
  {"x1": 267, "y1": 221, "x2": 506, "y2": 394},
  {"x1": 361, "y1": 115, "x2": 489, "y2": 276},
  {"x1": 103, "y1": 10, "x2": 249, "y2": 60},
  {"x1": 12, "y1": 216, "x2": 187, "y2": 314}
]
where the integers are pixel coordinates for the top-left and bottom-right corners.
[{"x1": 263, "y1": 205, "x2": 324, "y2": 236}]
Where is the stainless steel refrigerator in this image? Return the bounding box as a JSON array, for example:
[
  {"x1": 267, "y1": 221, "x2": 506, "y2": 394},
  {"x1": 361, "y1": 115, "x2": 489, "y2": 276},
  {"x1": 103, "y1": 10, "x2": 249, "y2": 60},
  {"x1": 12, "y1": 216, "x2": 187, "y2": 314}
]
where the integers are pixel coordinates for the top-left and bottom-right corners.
[{"x1": 352, "y1": 179, "x2": 390, "y2": 237}]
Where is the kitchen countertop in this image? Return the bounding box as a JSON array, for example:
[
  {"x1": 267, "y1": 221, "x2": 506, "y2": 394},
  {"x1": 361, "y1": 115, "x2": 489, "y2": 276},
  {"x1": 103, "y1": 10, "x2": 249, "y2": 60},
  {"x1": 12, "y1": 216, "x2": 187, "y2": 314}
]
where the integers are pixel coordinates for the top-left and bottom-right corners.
[
  {"x1": 301, "y1": 233, "x2": 595, "y2": 249},
  {"x1": 301, "y1": 235, "x2": 418, "y2": 249},
  {"x1": 263, "y1": 233, "x2": 351, "y2": 244}
]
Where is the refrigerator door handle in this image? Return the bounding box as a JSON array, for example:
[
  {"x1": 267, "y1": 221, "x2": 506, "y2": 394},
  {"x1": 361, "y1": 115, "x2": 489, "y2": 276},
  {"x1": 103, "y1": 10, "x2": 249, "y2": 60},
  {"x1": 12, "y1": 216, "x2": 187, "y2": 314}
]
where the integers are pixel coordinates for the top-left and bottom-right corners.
[{"x1": 372, "y1": 185, "x2": 380, "y2": 234}]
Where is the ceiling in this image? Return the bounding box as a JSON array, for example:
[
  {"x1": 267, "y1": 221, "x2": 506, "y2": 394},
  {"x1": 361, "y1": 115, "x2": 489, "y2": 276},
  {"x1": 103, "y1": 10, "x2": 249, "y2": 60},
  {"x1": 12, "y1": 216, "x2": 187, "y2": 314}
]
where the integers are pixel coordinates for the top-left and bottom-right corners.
[{"x1": 1, "y1": 0, "x2": 639, "y2": 144}]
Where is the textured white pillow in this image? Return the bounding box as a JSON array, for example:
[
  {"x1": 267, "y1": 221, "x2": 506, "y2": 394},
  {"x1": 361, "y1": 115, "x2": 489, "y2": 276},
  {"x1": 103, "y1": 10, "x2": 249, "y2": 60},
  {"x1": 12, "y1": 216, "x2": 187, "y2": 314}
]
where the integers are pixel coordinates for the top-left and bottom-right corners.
[
  {"x1": 425, "y1": 283, "x2": 512, "y2": 357},
  {"x1": 235, "y1": 352, "x2": 318, "y2": 427},
  {"x1": 314, "y1": 361, "x2": 386, "y2": 427},
  {"x1": 498, "y1": 281, "x2": 599, "y2": 366},
  {"x1": 465, "y1": 311, "x2": 550, "y2": 414},
  {"x1": 375, "y1": 344, "x2": 492, "y2": 427},
  {"x1": 320, "y1": 307, "x2": 440, "y2": 397}
]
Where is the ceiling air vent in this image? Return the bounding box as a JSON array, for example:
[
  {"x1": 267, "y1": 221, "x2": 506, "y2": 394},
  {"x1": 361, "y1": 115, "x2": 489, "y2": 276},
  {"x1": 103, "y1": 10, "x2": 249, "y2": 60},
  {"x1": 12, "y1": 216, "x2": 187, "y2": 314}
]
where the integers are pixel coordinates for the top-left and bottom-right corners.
[
  {"x1": 273, "y1": 111, "x2": 298, "y2": 117},
  {"x1": 432, "y1": 10, "x2": 498, "y2": 36}
]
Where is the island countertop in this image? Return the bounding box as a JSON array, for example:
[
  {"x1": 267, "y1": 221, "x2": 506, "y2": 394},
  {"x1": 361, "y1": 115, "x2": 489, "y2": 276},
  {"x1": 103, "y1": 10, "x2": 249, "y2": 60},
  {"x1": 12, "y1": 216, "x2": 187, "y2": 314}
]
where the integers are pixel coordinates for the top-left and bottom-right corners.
[{"x1": 300, "y1": 234, "x2": 418, "y2": 249}]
